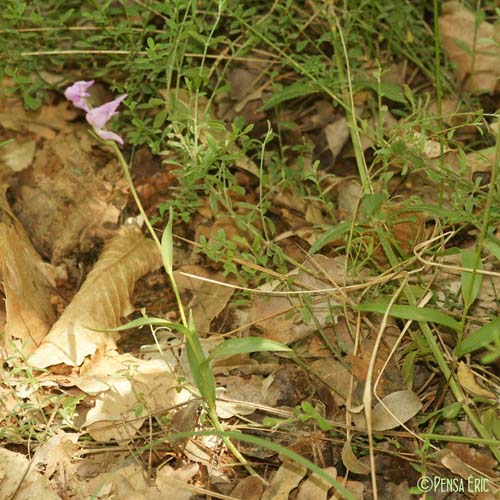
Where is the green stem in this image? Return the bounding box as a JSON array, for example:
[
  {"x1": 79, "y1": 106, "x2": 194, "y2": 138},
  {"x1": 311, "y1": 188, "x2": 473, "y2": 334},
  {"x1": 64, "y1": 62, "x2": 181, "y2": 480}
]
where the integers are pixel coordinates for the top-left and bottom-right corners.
[
  {"x1": 111, "y1": 141, "x2": 261, "y2": 479},
  {"x1": 207, "y1": 408, "x2": 262, "y2": 480},
  {"x1": 112, "y1": 142, "x2": 188, "y2": 328},
  {"x1": 326, "y1": 1, "x2": 372, "y2": 195},
  {"x1": 420, "y1": 433, "x2": 500, "y2": 447}
]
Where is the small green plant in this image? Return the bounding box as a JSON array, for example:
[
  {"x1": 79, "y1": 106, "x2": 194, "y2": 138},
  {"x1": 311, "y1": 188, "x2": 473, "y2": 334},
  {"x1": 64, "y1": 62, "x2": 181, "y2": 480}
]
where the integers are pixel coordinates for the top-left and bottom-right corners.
[{"x1": 63, "y1": 81, "x2": 358, "y2": 494}]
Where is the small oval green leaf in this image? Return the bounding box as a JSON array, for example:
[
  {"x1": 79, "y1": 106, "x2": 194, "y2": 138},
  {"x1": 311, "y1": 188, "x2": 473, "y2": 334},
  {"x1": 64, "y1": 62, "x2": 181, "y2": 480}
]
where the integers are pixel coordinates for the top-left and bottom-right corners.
[{"x1": 441, "y1": 402, "x2": 461, "y2": 420}]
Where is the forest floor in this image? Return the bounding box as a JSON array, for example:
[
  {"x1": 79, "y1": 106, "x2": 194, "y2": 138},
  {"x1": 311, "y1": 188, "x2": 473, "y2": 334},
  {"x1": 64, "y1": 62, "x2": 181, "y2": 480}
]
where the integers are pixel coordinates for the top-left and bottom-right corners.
[{"x1": 1, "y1": 2, "x2": 500, "y2": 499}]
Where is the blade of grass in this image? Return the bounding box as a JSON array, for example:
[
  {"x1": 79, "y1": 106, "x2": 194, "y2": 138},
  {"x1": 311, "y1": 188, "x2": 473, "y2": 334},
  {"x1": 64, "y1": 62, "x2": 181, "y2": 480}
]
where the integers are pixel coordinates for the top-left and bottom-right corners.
[
  {"x1": 455, "y1": 317, "x2": 500, "y2": 357},
  {"x1": 205, "y1": 337, "x2": 291, "y2": 364},
  {"x1": 355, "y1": 302, "x2": 461, "y2": 332}
]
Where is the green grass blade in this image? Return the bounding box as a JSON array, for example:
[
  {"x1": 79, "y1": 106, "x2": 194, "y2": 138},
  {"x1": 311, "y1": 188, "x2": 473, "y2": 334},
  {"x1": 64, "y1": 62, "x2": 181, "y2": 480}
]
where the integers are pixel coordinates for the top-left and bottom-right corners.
[
  {"x1": 186, "y1": 312, "x2": 216, "y2": 407},
  {"x1": 206, "y1": 337, "x2": 291, "y2": 364},
  {"x1": 460, "y1": 249, "x2": 483, "y2": 308},
  {"x1": 262, "y1": 81, "x2": 322, "y2": 110},
  {"x1": 309, "y1": 221, "x2": 350, "y2": 254},
  {"x1": 92, "y1": 316, "x2": 189, "y2": 333},
  {"x1": 355, "y1": 302, "x2": 461, "y2": 332},
  {"x1": 455, "y1": 317, "x2": 500, "y2": 357}
]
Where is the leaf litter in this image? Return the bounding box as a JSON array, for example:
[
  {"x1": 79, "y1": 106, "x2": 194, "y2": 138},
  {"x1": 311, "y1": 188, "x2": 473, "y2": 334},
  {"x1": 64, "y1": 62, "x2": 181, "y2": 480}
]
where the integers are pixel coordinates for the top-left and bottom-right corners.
[{"x1": 2, "y1": 3, "x2": 500, "y2": 499}]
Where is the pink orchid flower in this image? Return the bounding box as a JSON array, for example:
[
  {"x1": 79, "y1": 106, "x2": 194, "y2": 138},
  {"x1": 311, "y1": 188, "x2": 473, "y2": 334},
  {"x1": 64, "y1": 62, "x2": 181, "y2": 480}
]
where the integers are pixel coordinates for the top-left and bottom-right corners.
[
  {"x1": 86, "y1": 94, "x2": 128, "y2": 145},
  {"x1": 64, "y1": 80, "x2": 127, "y2": 145},
  {"x1": 64, "y1": 80, "x2": 94, "y2": 112}
]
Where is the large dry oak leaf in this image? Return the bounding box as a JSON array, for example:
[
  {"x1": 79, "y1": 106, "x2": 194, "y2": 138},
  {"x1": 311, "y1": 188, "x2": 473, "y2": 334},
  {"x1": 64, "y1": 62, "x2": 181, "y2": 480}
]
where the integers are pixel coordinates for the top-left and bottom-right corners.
[{"x1": 28, "y1": 225, "x2": 161, "y2": 368}]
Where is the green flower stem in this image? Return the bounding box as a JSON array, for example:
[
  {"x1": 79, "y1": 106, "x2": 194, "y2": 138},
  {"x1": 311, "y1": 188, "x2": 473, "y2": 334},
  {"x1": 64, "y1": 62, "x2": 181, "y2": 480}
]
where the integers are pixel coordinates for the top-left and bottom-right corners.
[
  {"x1": 110, "y1": 141, "x2": 261, "y2": 480},
  {"x1": 111, "y1": 142, "x2": 187, "y2": 328}
]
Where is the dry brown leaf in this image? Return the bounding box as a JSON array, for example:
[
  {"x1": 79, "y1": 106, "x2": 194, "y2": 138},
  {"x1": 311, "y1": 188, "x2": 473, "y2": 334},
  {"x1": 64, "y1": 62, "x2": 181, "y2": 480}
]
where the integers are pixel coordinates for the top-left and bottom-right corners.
[
  {"x1": 229, "y1": 66, "x2": 263, "y2": 103},
  {"x1": 457, "y1": 362, "x2": 495, "y2": 399},
  {"x1": 12, "y1": 128, "x2": 125, "y2": 261},
  {"x1": 297, "y1": 319, "x2": 355, "y2": 358},
  {"x1": 348, "y1": 334, "x2": 404, "y2": 398},
  {"x1": 28, "y1": 225, "x2": 162, "y2": 368},
  {"x1": 447, "y1": 443, "x2": 498, "y2": 477},
  {"x1": 439, "y1": 2, "x2": 500, "y2": 94},
  {"x1": 265, "y1": 365, "x2": 313, "y2": 408},
  {"x1": 369, "y1": 204, "x2": 426, "y2": 263},
  {"x1": 32, "y1": 431, "x2": 80, "y2": 479},
  {"x1": 261, "y1": 459, "x2": 307, "y2": 500},
  {"x1": 216, "y1": 375, "x2": 266, "y2": 418},
  {"x1": 0, "y1": 448, "x2": 61, "y2": 500},
  {"x1": 74, "y1": 350, "x2": 166, "y2": 394},
  {"x1": 250, "y1": 294, "x2": 296, "y2": 344},
  {"x1": 336, "y1": 179, "x2": 362, "y2": 220},
  {"x1": 250, "y1": 257, "x2": 350, "y2": 344},
  {"x1": 0, "y1": 307, "x2": 6, "y2": 353},
  {"x1": 341, "y1": 439, "x2": 370, "y2": 475},
  {"x1": 311, "y1": 357, "x2": 353, "y2": 405},
  {"x1": 0, "y1": 139, "x2": 36, "y2": 173},
  {"x1": 212, "y1": 352, "x2": 259, "y2": 375},
  {"x1": 466, "y1": 147, "x2": 496, "y2": 179},
  {"x1": 329, "y1": 477, "x2": 365, "y2": 500},
  {"x1": 231, "y1": 475, "x2": 266, "y2": 500},
  {"x1": 0, "y1": 99, "x2": 77, "y2": 140},
  {"x1": 296, "y1": 467, "x2": 338, "y2": 500},
  {"x1": 108, "y1": 463, "x2": 163, "y2": 499},
  {"x1": 378, "y1": 481, "x2": 411, "y2": 500},
  {"x1": 0, "y1": 224, "x2": 56, "y2": 356},
  {"x1": 323, "y1": 117, "x2": 350, "y2": 161},
  {"x1": 175, "y1": 264, "x2": 234, "y2": 334},
  {"x1": 370, "y1": 390, "x2": 422, "y2": 431},
  {"x1": 155, "y1": 463, "x2": 199, "y2": 500},
  {"x1": 183, "y1": 439, "x2": 230, "y2": 484},
  {"x1": 440, "y1": 451, "x2": 488, "y2": 485},
  {"x1": 83, "y1": 356, "x2": 189, "y2": 442},
  {"x1": 95, "y1": 462, "x2": 197, "y2": 500},
  {"x1": 473, "y1": 493, "x2": 498, "y2": 500}
]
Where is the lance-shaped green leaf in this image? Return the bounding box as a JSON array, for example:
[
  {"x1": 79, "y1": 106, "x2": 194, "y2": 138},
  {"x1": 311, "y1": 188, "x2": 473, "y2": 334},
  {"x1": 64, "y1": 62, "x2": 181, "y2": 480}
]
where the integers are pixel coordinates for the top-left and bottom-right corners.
[
  {"x1": 355, "y1": 302, "x2": 461, "y2": 332},
  {"x1": 94, "y1": 316, "x2": 183, "y2": 331},
  {"x1": 185, "y1": 311, "x2": 216, "y2": 408},
  {"x1": 461, "y1": 249, "x2": 483, "y2": 309},
  {"x1": 206, "y1": 337, "x2": 291, "y2": 364},
  {"x1": 455, "y1": 316, "x2": 500, "y2": 357}
]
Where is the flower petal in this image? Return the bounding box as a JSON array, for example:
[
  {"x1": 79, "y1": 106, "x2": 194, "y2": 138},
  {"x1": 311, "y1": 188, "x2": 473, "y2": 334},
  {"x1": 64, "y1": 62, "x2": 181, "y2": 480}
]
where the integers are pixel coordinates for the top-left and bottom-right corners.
[
  {"x1": 64, "y1": 80, "x2": 94, "y2": 112},
  {"x1": 86, "y1": 94, "x2": 127, "y2": 129},
  {"x1": 94, "y1": 128, "x2": 124, "y2": 145}
]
